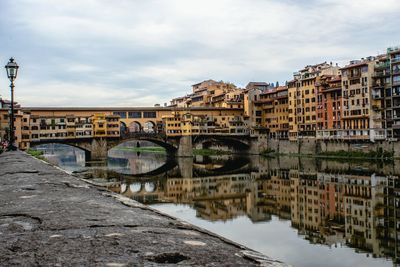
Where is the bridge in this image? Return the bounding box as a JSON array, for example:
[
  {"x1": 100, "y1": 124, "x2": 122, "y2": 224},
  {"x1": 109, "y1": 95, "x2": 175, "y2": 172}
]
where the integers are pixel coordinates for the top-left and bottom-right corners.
[
  {"x1": 30, "y1": 131, "x2": 258, "y2": 160},
  {"x1": 2, "y1": 106, "x2": 268, "y2": 158}
]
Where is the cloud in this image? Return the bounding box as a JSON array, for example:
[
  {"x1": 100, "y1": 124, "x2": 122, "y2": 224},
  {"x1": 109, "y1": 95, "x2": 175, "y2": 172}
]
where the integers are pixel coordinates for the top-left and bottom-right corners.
[{"x1": 0, "y1": 0, "x2": 399, "y2": 106}]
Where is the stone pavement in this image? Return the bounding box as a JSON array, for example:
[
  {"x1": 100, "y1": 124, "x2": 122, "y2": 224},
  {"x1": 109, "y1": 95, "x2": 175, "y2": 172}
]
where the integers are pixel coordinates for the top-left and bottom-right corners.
[{"x1": 0, "y1": 151, "x2": 289, "y2": 266}]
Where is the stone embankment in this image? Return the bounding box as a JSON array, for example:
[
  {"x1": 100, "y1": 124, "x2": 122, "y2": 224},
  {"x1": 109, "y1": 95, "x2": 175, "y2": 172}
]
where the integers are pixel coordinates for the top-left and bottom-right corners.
[{"x1": 0, "y1": 151, "x2": 288, "y2": 266}]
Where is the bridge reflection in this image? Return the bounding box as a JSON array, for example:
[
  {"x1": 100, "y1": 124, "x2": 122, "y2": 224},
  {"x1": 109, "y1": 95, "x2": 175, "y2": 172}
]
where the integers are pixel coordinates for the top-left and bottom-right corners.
[{"x1": 98, "y1": 157, "x2": 400, "y2": 265}]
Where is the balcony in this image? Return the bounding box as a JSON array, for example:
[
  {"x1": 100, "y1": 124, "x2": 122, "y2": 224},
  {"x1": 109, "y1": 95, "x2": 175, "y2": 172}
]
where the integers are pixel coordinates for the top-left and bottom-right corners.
[
  {"x1": 372, "y1": 94, "x2": 382, "y2": 99},
  {"x1": 392, "y1": 123, "x2": 400, "y2": 129},
  {"x1": 348, "y1": 73, "x2": 361, "y2": 79},
  {"x1": 392, "y1": 102, "x2": 400, "y2": 108},
  {"x1": 372, "y1": 115, "x2": 383, "y2": 121},
  {"x1": 393, "y1": 69, "x2": 400, "y2": 75},
  {"x1": 372, "y1": 105, "x2": 382, "y2": 111},
  {"x1": 375, "y1": 62, "x2": 390, "y2": 70},
  {"x1": 371, "y1": 82, "x2": 385, "y2": 88},
  {"x1": 392, "y1": 57, "x2": 400, "y2": 63},
  {"x1": 373, "y1": 71, "x2": 390, "y2": 77}
]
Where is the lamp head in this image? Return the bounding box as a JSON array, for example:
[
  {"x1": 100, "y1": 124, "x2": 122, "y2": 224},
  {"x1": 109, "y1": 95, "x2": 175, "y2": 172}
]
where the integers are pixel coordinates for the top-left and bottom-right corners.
[{"x1": 5, "y1": 57, "x2": 19, "y2": 81}]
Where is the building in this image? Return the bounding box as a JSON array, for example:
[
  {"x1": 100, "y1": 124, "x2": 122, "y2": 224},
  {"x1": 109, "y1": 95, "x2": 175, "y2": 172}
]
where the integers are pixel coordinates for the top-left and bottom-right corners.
[
  {"x1": 288, "y1": 62, "x2": 339, "y2": 140},
  {"x1": 162, "y1": 109, "x2": 247, "y2": 137},
  {"x1": 341, "y1": 57, "x2": 385, "y2": 141},
  {"x1": 244, "y1": 87, "x2": 263, "y2": 133},
  {"x1": 0, "y1": 108, "x2": 8, "y2": 143},
  {"x1": 316, "y1": 75, "x2": 342, "y2": 139},
  {"x1": 245, "y1": 82, "x2": 271, "y2": 91},
  {"x1": 388, "y1": 46, "x2": 400, "y2": 138},
  {"x1": 170, "y1": 80, "x2": 245, "y2": 109},
  {"x1": 250, "y1": 86, "x2": 289, "y2": 139}
]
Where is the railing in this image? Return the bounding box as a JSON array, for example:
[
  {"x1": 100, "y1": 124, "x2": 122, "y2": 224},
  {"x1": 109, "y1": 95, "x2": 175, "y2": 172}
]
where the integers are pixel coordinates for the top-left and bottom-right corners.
[
  {"x1": 316, "y1": 129, "x2": 387, "y2": 141},
  {"x1": 392, "y1": 57, "x2": 400, "y2": 63},
  {"x1": 388, "y1": 46, "x2": 400, "y2": 53},
  {"x1": 373, "y1": 71, "x2": 390, "y2": 77},
  {"x1": 372, "y1": 94, "x2": 382, "y2": 99},
  {"x1": 375, "y1": 62, "x2": 390, "y2": 70},
  {"x1": 392, "y1": 124, "x2": 400, "y2": 129}
]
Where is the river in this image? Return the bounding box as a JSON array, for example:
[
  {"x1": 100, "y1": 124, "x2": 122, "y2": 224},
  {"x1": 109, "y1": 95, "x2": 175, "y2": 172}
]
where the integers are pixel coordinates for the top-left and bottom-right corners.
[{"x1": 34, "y1": 142, "x2": 400, "y2": 267}]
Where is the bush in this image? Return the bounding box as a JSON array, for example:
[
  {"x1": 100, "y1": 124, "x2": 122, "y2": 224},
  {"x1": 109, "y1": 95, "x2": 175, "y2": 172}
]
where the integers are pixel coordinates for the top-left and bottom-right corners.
[{"x1": 26, "y1": 149, "x2": 45, "y2": 159}]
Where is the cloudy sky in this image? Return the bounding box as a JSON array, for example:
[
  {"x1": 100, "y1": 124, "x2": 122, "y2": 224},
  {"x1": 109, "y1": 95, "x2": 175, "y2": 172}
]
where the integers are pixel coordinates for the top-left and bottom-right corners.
[{"x1": 0, "y1": 0, "x2": 399, "y2": 107}]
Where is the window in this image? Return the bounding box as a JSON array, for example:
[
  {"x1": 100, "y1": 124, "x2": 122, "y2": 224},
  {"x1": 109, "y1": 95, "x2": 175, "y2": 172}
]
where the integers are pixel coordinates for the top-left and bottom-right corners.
[
  {"x1": 128, "y1": 112, "x2": 141, "y2": 118},
  {"x1": 113, "y1": 111, "x2": 127, "y2": 118},
  {"x1": 143, "y1": 111, "x2": 156, "y2": 118}
]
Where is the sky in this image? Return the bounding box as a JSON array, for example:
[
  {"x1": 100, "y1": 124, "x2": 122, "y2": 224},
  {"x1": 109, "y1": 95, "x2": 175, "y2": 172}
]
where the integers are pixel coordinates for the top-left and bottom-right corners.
[{"x1": 0, "y1": 0, "x2": 399, "y2": 107}]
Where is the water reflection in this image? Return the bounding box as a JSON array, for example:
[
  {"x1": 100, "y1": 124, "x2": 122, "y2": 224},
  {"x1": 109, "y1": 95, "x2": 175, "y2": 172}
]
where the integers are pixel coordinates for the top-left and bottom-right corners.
[{"x1": 36, "y1": 143, "x2": 400, "y2": 267}]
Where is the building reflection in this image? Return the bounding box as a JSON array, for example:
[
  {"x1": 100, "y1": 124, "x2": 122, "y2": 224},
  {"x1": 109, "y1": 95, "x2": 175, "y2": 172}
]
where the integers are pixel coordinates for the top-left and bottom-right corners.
[{"x1": 106, "y1": 157, "x2": 400, "y2": 264}]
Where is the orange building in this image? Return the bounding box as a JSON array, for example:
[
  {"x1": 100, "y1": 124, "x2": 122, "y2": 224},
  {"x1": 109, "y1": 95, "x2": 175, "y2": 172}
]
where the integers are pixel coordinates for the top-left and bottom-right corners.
[{"x1": 316, "y1": 75, "x2": 342, "y2": 139}]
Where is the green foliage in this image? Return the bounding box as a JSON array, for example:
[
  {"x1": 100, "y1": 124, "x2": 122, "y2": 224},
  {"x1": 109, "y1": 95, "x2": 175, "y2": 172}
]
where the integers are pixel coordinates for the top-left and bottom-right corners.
[{"x1": 26, "y1": 149, "x2": 45, "y2": 160}]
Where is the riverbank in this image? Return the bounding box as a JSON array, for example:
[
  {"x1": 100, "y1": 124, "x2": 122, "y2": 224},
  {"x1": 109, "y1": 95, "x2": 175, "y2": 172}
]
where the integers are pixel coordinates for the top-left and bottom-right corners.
[
  {"x1": 265, "y1": 138, "x2": 400, "y2": 159},
  {"x1": 261, "y1": 149, "x2": 395, "y2": 161},
  {"x1": 0, "y1": 151, "x2": 287, "y2": 266}
]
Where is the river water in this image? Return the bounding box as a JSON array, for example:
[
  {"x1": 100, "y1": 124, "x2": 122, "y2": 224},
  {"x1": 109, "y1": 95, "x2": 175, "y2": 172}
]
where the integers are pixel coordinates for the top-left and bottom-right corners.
[{"x1": 35, "y1": 142, "x2": 400, "y2": 267}]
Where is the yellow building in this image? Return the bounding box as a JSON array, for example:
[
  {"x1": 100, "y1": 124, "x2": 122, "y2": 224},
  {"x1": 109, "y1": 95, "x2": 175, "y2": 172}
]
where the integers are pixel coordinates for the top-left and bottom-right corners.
[
  {"x1": 170, "y1": 80, "x2": 244, "y2": 109},
  {"x1": 163, "y1": 109, "x2": 247, "y2": 137},
  {"x1": 288, "y1": 63, "x2": 339, "y2": 140},
  {"x1": 256, "y1": 86, "x2": 289, "y2": 139},
  {"x1": 92, "y1": 113, "x2": 120, "y2": 138},
  {"x1": 0, "y1": 108, "x2": 9, "y2": 144}
]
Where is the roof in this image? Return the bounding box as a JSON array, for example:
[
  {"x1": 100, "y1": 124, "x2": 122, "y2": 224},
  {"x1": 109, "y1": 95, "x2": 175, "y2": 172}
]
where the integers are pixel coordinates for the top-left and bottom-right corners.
[
  {"x1": 192, "y1": 79, "x2": 217, "y2": 87},
  {"x1": 339, "y1": 61, "x2": 369, "y2": 70},
  {"x1": 276, "y1": 86, "x2": 288, "y2": 91}
]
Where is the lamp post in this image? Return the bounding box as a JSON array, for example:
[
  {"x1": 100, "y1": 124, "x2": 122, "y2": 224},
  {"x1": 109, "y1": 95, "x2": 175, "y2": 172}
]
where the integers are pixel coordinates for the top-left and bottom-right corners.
[{"x1": 5, "y1": 58, "x2": 19, "y2": 151}]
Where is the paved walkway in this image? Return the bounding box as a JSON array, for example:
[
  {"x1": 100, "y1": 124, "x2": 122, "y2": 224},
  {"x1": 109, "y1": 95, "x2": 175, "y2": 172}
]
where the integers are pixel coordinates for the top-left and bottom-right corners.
[{"x1": 0, "y1": 151, "x2": 288, "y2": 266}]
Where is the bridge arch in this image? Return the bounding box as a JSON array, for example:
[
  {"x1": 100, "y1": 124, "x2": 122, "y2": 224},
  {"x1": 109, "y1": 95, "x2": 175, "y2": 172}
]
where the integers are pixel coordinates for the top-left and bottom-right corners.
[
  {"x1": 144, "y1": 182, "x2": 156, "y2": 192},
  {"x1": 30, "y1": 141, "x2": 92, "y2": 161},
  {"x1": 193, "y1": 135, "x2": 250, "y2": 151},
  {"x1": 121, "y1": 183, "x2": 128, "y2": 194},
  {"x1": 143, "y1": 121, "x2": 156, "y2": 133},
  {"x1": 111, "y1": 135, "x2": 178, "y2": 155},
  {"x1": 120, "y1": 122, "x2": 128, "y2": 135},
  {"x1": 128, "y1": 121, "x2": 141, "y2": 133},
  {"x1": 129, "y1": 182, "x2": 142, "y2": 193}
]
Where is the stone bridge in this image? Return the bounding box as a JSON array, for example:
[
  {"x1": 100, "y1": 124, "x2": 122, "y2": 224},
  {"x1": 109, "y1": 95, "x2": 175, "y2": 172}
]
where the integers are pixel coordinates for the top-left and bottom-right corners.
[{"x1": 30, "y1": 132, "x2": 265, "y2": 160}]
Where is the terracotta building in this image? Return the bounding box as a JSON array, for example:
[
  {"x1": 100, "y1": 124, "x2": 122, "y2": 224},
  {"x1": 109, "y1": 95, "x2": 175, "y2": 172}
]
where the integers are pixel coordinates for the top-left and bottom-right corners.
[{"x1": 316, "y1": 75, "x2": 342, "y2": 139}]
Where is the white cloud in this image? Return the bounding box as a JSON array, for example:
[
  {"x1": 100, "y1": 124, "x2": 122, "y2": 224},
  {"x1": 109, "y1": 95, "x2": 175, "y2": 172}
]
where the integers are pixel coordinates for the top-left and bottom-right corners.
[{"x1": 0, "y1": 0, "x2": 399, "y2": 106}]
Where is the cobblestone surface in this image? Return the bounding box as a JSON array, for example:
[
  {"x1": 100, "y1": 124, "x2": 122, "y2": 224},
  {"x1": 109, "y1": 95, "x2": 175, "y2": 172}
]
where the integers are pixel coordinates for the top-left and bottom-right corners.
[{"x1": 0, "y1": 151, "x2": 289, "y2": 266}]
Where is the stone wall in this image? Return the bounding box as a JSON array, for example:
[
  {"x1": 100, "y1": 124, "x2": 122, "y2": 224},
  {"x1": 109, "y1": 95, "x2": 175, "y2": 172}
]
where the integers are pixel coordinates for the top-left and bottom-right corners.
[
  {"x1": 249, "y1": 135, "x2": 268, "y2": 154},
  {"x1": 271, "y1": 140, "x2": 298, "y2": 155},
  {"x1": 261, "y1": 138, "x2": 399, "y2": 158},
  {"x1": 299, "y1": 139, "x2": 317, "y2": 155}
]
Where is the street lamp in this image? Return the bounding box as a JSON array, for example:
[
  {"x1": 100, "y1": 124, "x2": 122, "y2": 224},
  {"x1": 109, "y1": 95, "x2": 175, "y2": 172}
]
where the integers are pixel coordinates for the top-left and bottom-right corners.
[{"x1": 5, "y1": 58, "x2": 19, "y2": 151}]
